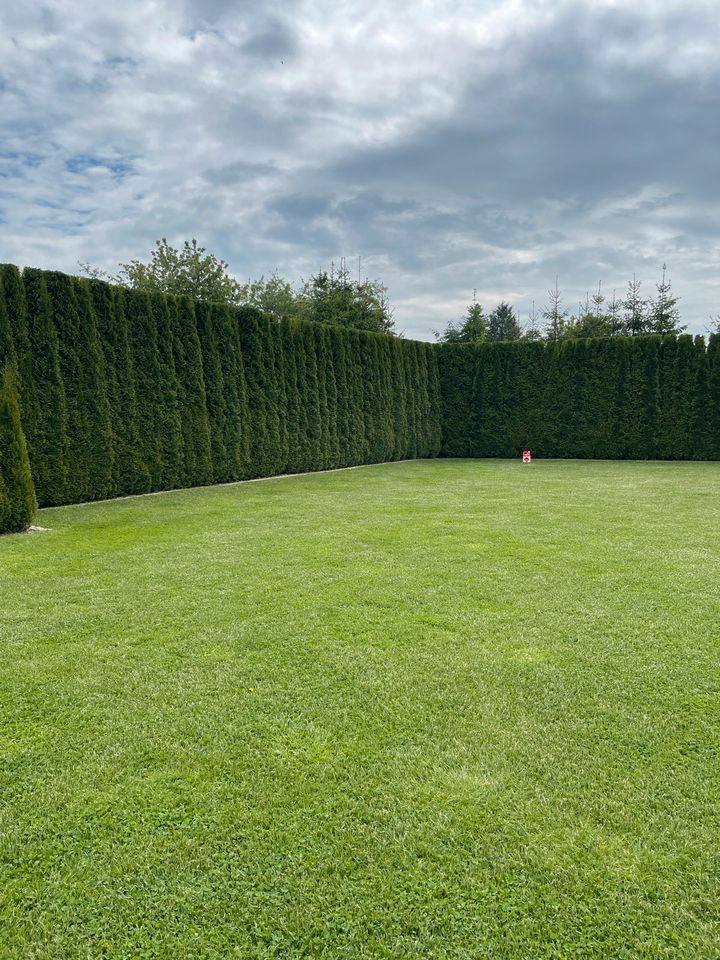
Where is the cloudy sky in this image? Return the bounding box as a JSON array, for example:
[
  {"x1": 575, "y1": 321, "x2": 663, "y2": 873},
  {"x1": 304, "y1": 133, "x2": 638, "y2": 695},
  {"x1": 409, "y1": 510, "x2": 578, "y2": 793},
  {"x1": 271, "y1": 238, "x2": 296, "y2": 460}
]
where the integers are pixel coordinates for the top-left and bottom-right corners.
[{"x1": 2, "y1": 0, "x2": 719, "y2": 339}]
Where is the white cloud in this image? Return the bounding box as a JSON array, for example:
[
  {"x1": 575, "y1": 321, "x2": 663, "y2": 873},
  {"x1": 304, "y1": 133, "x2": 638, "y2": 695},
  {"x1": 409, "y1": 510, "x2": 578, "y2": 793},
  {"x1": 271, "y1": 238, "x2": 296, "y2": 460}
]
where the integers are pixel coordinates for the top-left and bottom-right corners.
[{"x1": 1, "y1": 0, "x2": 719, "y2": 337}]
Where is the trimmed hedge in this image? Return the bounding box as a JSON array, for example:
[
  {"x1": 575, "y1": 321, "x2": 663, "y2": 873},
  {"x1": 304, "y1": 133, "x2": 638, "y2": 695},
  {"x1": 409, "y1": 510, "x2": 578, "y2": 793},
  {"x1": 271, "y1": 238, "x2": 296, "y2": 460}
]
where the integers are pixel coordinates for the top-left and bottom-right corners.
[
  {"x1": 0, "y1": 266, "x2": 442, "y2": 507},
  {"x1": 439, "y1": 335, "x2": 720, "y2": 460},
  {"x1": 3, "y1": 260, "x2": 718, "y2": 518}
]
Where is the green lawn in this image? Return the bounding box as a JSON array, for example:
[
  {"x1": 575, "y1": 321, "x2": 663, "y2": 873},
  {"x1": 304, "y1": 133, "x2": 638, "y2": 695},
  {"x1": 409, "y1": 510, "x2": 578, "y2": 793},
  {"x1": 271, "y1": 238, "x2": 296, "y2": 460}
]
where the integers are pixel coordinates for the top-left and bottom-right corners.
[{"x1": 2, "y1": 459, "x2": 719, "y2": 959}]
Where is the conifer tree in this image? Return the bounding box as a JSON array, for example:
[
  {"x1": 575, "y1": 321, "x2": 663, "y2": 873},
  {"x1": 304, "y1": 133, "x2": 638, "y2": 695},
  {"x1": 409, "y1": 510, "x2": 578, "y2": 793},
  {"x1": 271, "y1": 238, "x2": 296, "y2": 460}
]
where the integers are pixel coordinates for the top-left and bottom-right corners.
[
  {"x1": 312, "y1": 324, "x2": 331, "y2": 469},
  {"x1": 0, "y1": 364, "x2": 37, "y2": 533},
  {"x1": 536, "y1": 342, "x2": 560, "y2": 454},
  {"x1": 215, "y1": 304, "x2": 250, "y2": 479},
  {"x1": 301, "y1": 322, "x2": 323, "y2": 470},
  {"x1": 346, "y1": 330, "x2": 367, "y2": 464},
  {"x1": 280, "y1": 318, "x2": 302, "y2": 473},
  {"x1": 43, "y1": 271, "x2": 89, "y2": 500},
  {"x1": 45, "y1": 271, "x2": 107, "y2": 503},
  {"x1": 270, "y1": 320, "x2": 290, "y2": 473},
  {"x1": 403, "y1": 342, "x2": 422, "y2": 459},
  {"x1": 327, "y1": 325, "x2": 351, "y2": 464},
  {"x1": 363, "y1": 336, "x2": 385, "y2": 462},
  {"x1": 468, "y1": 343, "x2": 494, "y2": 456},
  {"x1": 317, "y1": 325, "x2": 340, "y2": 467},
  {"x1": 436, "y1": 343, "x2": 476, "y2": 457},
  {"x1": 648, "y1": 265, "x2": 684, "y2": 335},
  {"x1": 125, "y1": 289, "x2": 165, "y2": 488},
  {"x1": 414, "y1": 343, "x2": 433, "y2": 456},
  {"x1": 376, "y1": 338, "x2": 395, "y2": 460},
  {"x1": 150, "y1": 294, "x2": 184, "y2": 489},
  {"x1": 195, "y1": 302, "x2": 228, "y2": 483},
  {"x1": 607, "y1": 289, "x2": 624, "y2": 335},
  {"x1": 585, "y1": 338, "x2": 620, "y2": 457},
  {"x1": 171, "y1": 297, "x2": 213, "y2": 486},
  {"x1": 669, "y1": 335, "x2": 695, "y2": 458},
  {"x1": 434, "y1": 299, "x2": 488, "y2": 344},
  {"x1": 20, "y1": 270, "x2": 68, "y2": 505},
  {"x1": 292, "y1": 319, "x2": 312, "y2": 471},
  {"x1": 488, "y1": 302, "x2": 522, "y2": 342},
  {"x1": 622, "y1": 275, "x2": 648, "y2": 335},
  {"x1": 73, "y1": 279, "x2": 114, "y2": 499},
  {"x1": 1, "y1": 266, "x2": 38, "y2": 458},
  {"x1": 542, "y1": 279, "x2": 569, "y2": 342},
  {"x1": 56, "y1": 277, "x2": 114, "y2": 501},
  {"x1": 690, "y1": 336, "x2": 710, "y2": 459},
  {"x1": 512, "y1": 339, "x2": 545, "y2": 453},
  {"x1": 238, "y1": 308, "x2": 274, "y2": 477},
  {"x1": 425, "y1": 344, "x2": 443, "y2": 456},
  {"x1": 616, "y1": 336, "x2": 652, "y2": 457},
  {"x1": 90, "y1": 281, "x2": 150, "y2": 496},
  {"x1": 0, "y1": 270, "x2": 16, "y2": 370},
  {"x1": 707, "y1": 333, "x2": 720, "y2": 460},
  {"x1": 390, "y1": 339, "x2": 409, "y2": 459}
]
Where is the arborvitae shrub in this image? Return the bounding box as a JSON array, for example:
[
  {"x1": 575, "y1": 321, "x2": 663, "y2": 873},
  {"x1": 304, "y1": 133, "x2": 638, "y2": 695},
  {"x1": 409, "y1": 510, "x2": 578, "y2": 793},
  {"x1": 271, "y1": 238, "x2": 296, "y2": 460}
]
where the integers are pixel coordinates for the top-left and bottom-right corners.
[
  {"x1": 0, "y1": 270, "x2": 16, "y2": 368},
  {"x1": 195, "y1": 302, "x2": 228, "y2": 483},
  {"x1": 237, "y1": 308, "x2": 271, "y2": 477},
  {"x1": 359, "y1": 335, "x2": 381, "y2": 463},
  {"x1": 150, "y1": 294, "x2": 184, "y2": 489},
  {"x1": 22, "y1": 269, "x2": 68, "y2": 506},
  {"x1": 213, "y1": 303, "x2": 250, "y2": 480},
  {"x1": 43, "y1": 271, "x2": 90, "y2": 501},
  {"x1": 73, "y1": 279, "x2": 114, "y2": 499},
  {"x1": 124, "y1": 289, "x2": 164, "y2": 489},
  {"x1": 1, "y1": 266, "x2": 35, "y2": 450},
  {"x1": 0, "y1": 363, "x2": 37, "y2": 534},
  {"x1": 280, "y1": 318, "x2": 302, "y2": 473},
  {"x1": 171, "y1": 297, "x2": 213, "y2": 487},
  {"x1": 690, "y1": 336, "x2": 710, "y2": 459},
  {"x1": 91, "y1": 282, "x2": 150, "y2": 496},
  {"x1": 300, "y1": 322, "x2": 323, "y2": 471},
  {"x1": 270, "y1": 321, "x2": 290, "y2": 473},
  {"x1": 707, "y1": 334, "x2": 720, "y2": 460},
  {"x1": 345, "y1": 330, "x2": 366, "y2": 465},
  {"x1": 317, "y1": 325, "x2": 340, "y2": 467},
  {"x1": 390, "y1": 339, "x2": 408, "y2": 460},
  {"x1": 425, "y1": 344, "x2": 443, "y2": 457}
]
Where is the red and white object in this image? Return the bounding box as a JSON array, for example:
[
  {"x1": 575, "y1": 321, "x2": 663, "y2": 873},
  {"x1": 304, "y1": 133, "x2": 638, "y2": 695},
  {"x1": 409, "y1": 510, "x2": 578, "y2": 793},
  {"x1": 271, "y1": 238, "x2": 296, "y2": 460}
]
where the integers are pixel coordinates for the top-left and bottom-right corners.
[{"x1": 522, "y1": 450, "x2": 532, "y2": 463}]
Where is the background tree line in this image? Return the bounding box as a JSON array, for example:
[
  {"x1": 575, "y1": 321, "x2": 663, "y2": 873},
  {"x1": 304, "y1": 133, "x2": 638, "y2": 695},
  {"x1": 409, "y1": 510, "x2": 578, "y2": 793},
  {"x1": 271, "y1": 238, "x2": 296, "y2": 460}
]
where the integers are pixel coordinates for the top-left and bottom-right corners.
[
  {"x1": 83, "y1": 240, "x2": 716, "y2": 343},
  {"x1": 82, "y1": 241, "x2": 395, "y2": 336},
  {"x1": 435, "y1": 267, "x2": 687, "y2": 344}
]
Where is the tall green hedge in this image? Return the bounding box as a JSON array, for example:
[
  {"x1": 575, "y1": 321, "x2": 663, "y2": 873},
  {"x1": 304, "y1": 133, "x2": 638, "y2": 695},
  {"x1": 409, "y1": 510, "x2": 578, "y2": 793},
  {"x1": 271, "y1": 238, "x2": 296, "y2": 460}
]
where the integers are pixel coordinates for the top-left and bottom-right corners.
[
  {"x1": 439, "y1": 335, "x2": 720, "y2": 461},
  {"x1": 0, "y1": 266, "x2": 443, "y2": 507},
  {"x1": 3, "y1": 261, "x2": 718, "y2": 512}
]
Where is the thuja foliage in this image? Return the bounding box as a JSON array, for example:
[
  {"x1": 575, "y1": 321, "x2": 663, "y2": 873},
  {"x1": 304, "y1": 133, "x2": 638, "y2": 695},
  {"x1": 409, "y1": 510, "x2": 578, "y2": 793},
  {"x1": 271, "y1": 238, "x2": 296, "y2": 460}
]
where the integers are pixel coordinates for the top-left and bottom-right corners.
[
  {"x1": 439, "y1": 335, "x2": 720, "y2": 460},
  {"x1": 0, "y1": 266, "x2": 441, "y2": 507},
  {"x1": 0, "y1": 267, "x2": 37, "y2": 532},
  {"x1": 3, "y1": 261, "x2": 717, "y2": 513},
  {"x1": 0, "y1": 363, "x2": 37, "y2": 534}
]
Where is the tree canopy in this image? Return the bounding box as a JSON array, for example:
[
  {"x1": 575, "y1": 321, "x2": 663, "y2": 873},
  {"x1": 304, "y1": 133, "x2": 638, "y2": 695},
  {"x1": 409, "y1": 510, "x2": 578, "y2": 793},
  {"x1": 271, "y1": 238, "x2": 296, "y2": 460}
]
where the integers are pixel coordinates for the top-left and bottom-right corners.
[
  {"x1": 102, "y1": 239, "x2": 247, "y2": 307},
  {"x1": 81, "y1": 243, "x2": 691, "y2": 342},
  {"x1": 81, "y1": 244, "x2": 395, "y2": 334},
  {"x1": 434, "y1": 301, "x2": 488, "y2": 344}
]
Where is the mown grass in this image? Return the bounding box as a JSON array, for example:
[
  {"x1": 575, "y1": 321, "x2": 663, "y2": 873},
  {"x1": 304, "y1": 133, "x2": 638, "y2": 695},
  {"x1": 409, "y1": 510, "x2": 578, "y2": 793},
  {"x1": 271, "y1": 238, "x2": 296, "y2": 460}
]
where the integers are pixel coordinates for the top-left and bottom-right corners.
[{"x1": 1, "y1": 459, "x2": 719, "y2": 959}]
